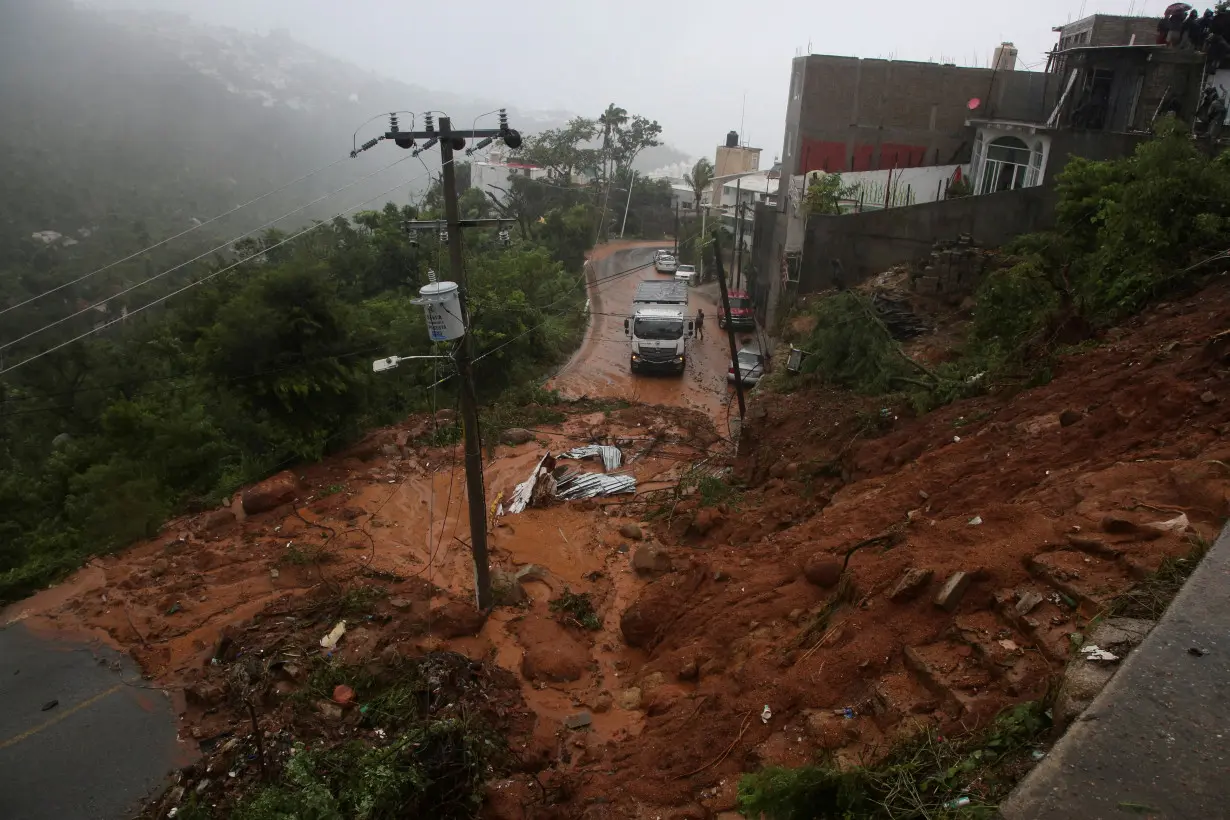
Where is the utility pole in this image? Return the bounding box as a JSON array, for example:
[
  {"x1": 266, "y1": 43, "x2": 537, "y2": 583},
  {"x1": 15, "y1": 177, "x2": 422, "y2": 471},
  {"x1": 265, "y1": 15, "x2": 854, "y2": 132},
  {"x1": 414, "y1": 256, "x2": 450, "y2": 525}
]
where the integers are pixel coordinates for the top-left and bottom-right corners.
[
  {"x1": 367, "y1": 111, "x2": 522, "y2": 610},
  {"x1": 673, "y1": 202, "x2": 681, "y2": 256},
  {"x1": 733, "y1": 179, "x2": 744, "y2": 291},
  {"x1": 619, "y1": 170, "x2": 636, "y2": 238},
  {"x1": 711, "y1": 232, "x2": 746, "y2": 420}
]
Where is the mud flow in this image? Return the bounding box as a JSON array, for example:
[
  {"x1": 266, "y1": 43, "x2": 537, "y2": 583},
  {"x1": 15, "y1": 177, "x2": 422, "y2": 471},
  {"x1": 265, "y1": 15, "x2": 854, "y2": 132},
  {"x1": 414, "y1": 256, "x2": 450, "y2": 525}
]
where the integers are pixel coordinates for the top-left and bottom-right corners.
[{"x1": 8, "y1": 243, "x2": 1230, "y2": 818}]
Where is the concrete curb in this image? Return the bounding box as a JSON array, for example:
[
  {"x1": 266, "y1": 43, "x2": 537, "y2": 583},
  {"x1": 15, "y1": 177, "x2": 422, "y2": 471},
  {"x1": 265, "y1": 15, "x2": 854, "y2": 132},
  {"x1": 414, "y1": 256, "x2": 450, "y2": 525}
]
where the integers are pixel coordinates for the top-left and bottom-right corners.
[{"x1": 999, "y1": 524, "x2": 1230, "y2": 819}]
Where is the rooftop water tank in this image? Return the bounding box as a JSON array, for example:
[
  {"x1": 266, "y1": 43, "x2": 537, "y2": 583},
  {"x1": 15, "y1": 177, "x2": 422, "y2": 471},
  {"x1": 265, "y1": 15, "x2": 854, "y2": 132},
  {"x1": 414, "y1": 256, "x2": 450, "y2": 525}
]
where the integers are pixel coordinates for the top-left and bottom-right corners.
[{"x1": 726, "y1": 131, "x2": 739, "y2": 148}]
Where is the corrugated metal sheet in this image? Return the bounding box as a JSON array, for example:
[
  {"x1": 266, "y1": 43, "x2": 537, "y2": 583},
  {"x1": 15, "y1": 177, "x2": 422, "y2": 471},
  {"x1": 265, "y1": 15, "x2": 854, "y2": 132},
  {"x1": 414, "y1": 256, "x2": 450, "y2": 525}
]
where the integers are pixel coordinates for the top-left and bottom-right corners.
[
  {"x1": 560, "y1": 444, "x2": 623, "y2": 471},
  {"x1": 506, "y1": 453, "x2": 551, "y2": 514},
  {"x1": 555, "y1": 467, "x2": 636, "y2": 500}
]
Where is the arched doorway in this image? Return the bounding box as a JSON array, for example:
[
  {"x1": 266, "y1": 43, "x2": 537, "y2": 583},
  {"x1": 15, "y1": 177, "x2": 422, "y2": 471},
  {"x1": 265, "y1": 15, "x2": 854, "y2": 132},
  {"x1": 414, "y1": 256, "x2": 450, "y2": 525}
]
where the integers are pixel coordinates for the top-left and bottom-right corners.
[{"x1": 978, "y1": 136, "x2": 1031, "y2": 194}]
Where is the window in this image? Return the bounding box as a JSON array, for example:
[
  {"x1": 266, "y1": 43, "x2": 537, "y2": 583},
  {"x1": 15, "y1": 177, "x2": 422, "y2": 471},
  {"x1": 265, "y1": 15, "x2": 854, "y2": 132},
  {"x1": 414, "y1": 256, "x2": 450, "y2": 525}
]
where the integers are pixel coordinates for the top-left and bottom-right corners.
[
  {"x1": 1026, "y1": 140, "x2": 1045, "y2": 187},
  {"x1": 971, "y1": 130, "x2": 985, "y2": 184},
  {"x1": 978, "y1": 136, "x2": 1032, "y2": 194}
]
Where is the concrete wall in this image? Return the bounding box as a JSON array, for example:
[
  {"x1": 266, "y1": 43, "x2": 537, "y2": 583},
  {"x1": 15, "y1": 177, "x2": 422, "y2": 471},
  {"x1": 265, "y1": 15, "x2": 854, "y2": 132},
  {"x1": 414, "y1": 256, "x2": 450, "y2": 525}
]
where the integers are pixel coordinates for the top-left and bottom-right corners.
[
  {"x1": 1057, "y1": 14, "x2": 1159, "y2": 50},
  {"x1": 1043, "y1": 131, "x2": 1148, "y2": 184},
  {"x1": 781, "y1": 55, "x2": 1055, "y2": 178},
  {"x1": 797, "y1": 186, "x2": 1057, "y2": 292}
]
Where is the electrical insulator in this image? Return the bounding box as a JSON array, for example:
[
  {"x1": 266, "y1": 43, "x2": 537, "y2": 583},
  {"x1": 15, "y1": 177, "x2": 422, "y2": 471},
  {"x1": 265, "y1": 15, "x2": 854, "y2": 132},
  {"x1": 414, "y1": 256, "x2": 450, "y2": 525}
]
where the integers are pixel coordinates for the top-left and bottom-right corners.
[
  {"x1": 439, "y1": 229, "x2": 448, "y2": 243},
  {"x1": 498, "y1": 229, "x2": 511, "y2": 247}
]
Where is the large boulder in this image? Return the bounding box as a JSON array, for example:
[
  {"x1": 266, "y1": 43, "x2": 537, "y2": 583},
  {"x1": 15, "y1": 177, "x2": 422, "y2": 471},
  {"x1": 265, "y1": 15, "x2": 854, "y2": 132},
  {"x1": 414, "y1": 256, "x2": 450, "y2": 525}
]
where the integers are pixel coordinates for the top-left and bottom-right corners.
[
  {"x1": 241, "y1": 471, "x2": 300, "y2": 515},
  {"x1": 802, "y1": 554, "x2": 844, "y2": 588},
  {"x1": 620, "y1": 582, "x2": 683, "y2": 648}
]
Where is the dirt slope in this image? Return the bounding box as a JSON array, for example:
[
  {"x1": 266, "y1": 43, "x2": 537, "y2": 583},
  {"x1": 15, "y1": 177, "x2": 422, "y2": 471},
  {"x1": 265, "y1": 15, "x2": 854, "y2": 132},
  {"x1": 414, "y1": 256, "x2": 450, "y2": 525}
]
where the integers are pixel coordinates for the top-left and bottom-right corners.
[{"x1": 5, "y1": 265, "x2": 1229, "y2": 819}]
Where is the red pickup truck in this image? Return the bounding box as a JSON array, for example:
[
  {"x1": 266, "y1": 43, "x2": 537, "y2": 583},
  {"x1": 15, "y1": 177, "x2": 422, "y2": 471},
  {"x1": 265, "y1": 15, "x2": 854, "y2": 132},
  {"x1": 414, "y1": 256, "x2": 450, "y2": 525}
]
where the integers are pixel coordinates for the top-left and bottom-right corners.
[{"x1": 719, "y1": 289, "x2": 756, "y2": 330}]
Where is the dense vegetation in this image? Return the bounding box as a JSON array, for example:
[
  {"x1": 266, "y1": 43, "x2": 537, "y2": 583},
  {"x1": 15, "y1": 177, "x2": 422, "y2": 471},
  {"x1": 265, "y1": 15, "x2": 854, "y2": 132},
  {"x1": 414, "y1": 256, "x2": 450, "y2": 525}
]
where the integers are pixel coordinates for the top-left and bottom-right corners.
[
  {"x1": 0, "y1": 199, "x2": 597, "y2": 602},
  {"x1": 782, "y1": 121, "x2": 1230, "y2": 412}
]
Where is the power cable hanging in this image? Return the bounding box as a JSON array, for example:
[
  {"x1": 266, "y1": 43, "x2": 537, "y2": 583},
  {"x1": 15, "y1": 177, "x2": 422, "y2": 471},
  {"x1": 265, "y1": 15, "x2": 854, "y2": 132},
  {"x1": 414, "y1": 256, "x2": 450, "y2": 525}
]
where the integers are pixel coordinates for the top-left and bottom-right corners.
[
  {"x1": 2, "y1": 153, "x2": 420, "y2": 354},
  {"x1": 0, "y1": 158, "x2": 457, "y2": 377},
  {"x1": 0, "y1": 155, "x2": 355, "y2": 318}
]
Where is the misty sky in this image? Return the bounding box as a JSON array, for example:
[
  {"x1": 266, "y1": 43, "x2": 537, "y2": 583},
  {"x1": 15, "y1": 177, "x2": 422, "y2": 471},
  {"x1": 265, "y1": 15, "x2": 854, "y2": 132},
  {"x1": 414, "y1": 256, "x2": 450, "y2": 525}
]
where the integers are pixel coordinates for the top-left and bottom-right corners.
[{"x1": 91, "y1": 0, "x2": 1171, "y2": 164}]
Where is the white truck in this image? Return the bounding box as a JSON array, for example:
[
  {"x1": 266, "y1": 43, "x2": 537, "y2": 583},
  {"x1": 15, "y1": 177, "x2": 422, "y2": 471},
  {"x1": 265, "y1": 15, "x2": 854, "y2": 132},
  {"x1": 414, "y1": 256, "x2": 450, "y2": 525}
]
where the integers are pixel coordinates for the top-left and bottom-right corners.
[{"x1": 624, "y1": 280, "x2": 694, "y2": 374}]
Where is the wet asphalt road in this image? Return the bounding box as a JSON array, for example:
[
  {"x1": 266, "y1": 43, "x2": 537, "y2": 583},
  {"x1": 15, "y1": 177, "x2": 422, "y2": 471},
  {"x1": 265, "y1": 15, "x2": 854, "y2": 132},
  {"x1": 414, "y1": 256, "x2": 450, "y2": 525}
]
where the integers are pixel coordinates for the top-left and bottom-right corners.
[{"x1": 0, "y1": 622, "x2": 182, "y2": 819}]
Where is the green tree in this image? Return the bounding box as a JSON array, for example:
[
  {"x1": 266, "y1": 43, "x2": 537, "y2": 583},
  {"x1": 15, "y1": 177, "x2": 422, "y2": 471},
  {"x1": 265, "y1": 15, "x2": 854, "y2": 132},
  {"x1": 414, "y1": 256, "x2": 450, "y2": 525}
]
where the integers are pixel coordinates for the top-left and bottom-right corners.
[{"x1": 684, "y1": 157, "x2": 715, "y2": 212}]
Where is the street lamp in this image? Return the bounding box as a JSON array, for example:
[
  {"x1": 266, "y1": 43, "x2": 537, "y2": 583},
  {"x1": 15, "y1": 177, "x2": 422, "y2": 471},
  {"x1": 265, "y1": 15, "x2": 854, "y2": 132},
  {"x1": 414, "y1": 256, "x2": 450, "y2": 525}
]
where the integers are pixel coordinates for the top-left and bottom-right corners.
[{"x1": 372, "y1": 354, "x2": 451, "y2": 373}]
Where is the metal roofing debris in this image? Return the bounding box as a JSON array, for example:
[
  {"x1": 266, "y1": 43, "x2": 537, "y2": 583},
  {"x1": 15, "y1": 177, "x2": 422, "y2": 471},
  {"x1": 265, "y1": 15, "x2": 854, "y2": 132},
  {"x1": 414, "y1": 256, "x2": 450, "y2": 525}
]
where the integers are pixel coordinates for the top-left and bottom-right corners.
[
  {"x1": 560, "y1": 444, "x2": 623, "y2": 471},
  {"x1": 506, "y1": 453, "x2": 551, "y2": 515},
  {"x1": 554, "y1": 469, "x2": 636, "y2": 500}
]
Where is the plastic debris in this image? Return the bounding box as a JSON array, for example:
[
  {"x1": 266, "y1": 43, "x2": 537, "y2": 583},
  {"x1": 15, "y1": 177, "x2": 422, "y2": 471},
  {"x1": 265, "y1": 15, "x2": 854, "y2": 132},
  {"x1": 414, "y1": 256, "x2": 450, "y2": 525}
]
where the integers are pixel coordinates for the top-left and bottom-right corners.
[
  {"x1": 1031, "y1": 749, "x2": 1046, "y2": 760},
  {"x1": 841, "y1": 706, "x2": 855, "y2": 720},
  {"x1": 560, "y1": 444, "x2": 623, "y2": 471},
  {"x1": 1080, "y1": 644, "x2": 1119, "y2": 662},
  {"x1": 944, "y1": 796, "x2": 971, "y2": 808},
  {"x1": 968, "y1": 515, "x2": 982, "y2": 526},
  {"x1": 166, "y1": 601, "x2": 181, "y2": 615},
  {"x1": 1148, "y1": 513, "x2": 1189, "y2": 534},
  {"x1": 761, "y1": 704, "x2": 772, "y2": 724},
  {"x1": 319, "y1": 620, "x2": 347, "y2": 652},
  {"x1": 953, "y1": 435, "x2": 961, "y2": 443}
]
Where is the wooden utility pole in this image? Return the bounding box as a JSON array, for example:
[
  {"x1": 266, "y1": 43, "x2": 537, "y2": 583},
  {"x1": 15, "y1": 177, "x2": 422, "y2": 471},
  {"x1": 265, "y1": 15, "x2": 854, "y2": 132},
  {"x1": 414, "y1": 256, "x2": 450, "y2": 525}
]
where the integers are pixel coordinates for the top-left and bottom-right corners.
[
  {"x1": 438, "y1": 118, "x2": 494, "y2": 610},
  {"x1": 711, "y1": 232, "x2": 746, "y2": 420},
  {"x1": 373, "y1": 111, "x2": 523, "y2": 610},
  {"x1": 673, "y1": 202, "x2": 681, "y2": 256}
]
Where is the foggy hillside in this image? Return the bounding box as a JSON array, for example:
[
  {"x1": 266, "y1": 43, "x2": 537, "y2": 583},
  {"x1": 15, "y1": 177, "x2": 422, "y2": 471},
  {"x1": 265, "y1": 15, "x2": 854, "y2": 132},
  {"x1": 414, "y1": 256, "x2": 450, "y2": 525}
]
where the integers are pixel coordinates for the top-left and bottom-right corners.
[{"x1": 0, "y1": 0, "x2": 687, "y2": 264}]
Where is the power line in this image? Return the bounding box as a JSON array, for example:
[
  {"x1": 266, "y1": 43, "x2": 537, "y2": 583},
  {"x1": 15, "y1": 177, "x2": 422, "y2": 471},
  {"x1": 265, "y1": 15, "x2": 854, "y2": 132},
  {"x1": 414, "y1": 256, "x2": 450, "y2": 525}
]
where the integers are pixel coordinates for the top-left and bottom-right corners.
[
  {"x1": 1, "y1": 153, "x2": 419, "y2": 354},
  {"x1": 0, "y1": 159, "x2": 446, "y2": 378},
  {"x1": 0, "y1": 155, "x2": 354, "y2": 319}
]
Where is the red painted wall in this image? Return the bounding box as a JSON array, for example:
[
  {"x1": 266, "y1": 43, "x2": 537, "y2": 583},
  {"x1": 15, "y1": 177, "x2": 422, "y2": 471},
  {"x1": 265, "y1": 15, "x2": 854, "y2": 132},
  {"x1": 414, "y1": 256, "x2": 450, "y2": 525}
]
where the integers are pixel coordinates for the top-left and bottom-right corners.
[{"x1": 798, "y1": 137, "x2": 929, "y2": 174}]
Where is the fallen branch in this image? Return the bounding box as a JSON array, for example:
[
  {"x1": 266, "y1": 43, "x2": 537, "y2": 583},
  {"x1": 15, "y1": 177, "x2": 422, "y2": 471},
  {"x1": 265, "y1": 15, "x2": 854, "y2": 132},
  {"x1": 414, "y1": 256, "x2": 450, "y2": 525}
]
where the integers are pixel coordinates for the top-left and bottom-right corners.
[{"x1": 675, "y1": 712, "x2": 754, "y2": 779}]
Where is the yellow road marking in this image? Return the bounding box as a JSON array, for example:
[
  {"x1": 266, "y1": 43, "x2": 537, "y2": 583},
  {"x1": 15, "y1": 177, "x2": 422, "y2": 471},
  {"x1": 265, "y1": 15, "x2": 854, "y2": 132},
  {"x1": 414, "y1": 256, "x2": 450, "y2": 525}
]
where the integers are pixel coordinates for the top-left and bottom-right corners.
[{"x1": 0, "y1": 683, "x2": 123, "y2": 751}]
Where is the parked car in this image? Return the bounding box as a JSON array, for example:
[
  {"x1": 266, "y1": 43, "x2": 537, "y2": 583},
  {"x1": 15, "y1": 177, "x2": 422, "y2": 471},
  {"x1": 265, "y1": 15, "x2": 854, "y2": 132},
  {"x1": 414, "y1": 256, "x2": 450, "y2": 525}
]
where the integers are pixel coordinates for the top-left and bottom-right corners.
[
  {"x1": 718, "y1": 289, "x2": 756, "y2": 330},
  {"x1": 727, "y1": 346, "x2": 765, "y2": 385},
  {"x1": 674, "y1": 264, "x2": 697, "y2": 284},
  {"x1": 654, "y1": 253, "x2": 677, "y2": 273}
]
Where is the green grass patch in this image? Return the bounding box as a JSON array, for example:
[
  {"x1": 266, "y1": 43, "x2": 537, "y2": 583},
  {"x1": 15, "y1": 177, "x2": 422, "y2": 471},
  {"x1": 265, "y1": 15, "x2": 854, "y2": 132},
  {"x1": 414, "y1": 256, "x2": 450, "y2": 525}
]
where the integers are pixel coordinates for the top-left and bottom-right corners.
[
  {"x1": 549, "y1": 588, "x2": 602, "y2": 630},
  {"x1": 737, "y1": 701, "x2": 1053, "y2": 819}
]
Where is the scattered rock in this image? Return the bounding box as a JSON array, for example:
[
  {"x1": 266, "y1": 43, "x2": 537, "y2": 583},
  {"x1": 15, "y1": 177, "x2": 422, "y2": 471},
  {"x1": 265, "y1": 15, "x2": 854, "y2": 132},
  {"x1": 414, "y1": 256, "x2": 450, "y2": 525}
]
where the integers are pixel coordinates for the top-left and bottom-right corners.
[
  {"x1": 186, "y1": 682, "x2": 226, "y2": 708},
  {"x1": 241, "y1": 471, "x2": 300, "y2": 515},
  {"x1": 388, "y1": 597, "x2": 415, "y2": 611},
  {"x1": 768, "y1": 461, "x2": 787, "y2": 479},
  {"x1": 563, "y1": 711, "x2": 592, "y2": 730},
  {"x1": 631, "y1": 544, "x2": 672, "y2": 575},
  {"x1": 1058, "y1": 409, "x2": 1084, "y2": 427},
  {"x1": 620, "y1": 584, "x2": 681, "y2": 648},
  {"x1": 591, "y1": 691, "x2": 613, "y2": 713},
  {"x1": 316, "y1": 700, "x2": 344, "y2": 720},
  {"x1": 678, "y1": 658, "x2": 699, "y2": 681},
  {"x1": 1015, "y1": 591, "x2": 1044, "y2": 616},
  {"x1": 1100, "y1": 514, "x2": 1142, "y2": 536},
  {"x1": 435, "y1": 408, "x2": 458, "y2": 424},
  {"x1": 933, "y1": 571, "x2": 971, "y2": 612},
  {"x1": 713, "y1": 570, "x2": 730, "y2": 582},
  {"x1": 802, "y1": 555, "x2": 844, "y2": 588},
  {"x1": 1201, "y1": 391, "x2": 1218, "y2": 405},
  {"x1": 617, "y1": 687, "x2": 643, "y2": 710},
  {"x1": 689, "y1": 507, "x2": 724, "y2": 536},
  {"x1": 502, "y1": 428, "x2": 535, "y2": 445},
  {"x1": 491, "y1": 569, "x2": 528, "y2": 606},
  {"x1": 332, "y1": 684, "x2": 355, "y2": 706},
  {"x1": 1054, "y1": 618, "x2": 1154, "y2": 728},
  {"x1": 515, "y1": 564, "x2": 549, "y2": 584},
  {"x1": 198, "y1": 508, "x2": 235, "y2": 532},
  {"x1": 619, "y1": 523, "x2": 644, "y2": 540},
  {"x1": 427, "y1": 601, "x2": 486, "y2": 638},
  {"x1": 888, "y1": 568, "x2": 933, "y2": 602}
]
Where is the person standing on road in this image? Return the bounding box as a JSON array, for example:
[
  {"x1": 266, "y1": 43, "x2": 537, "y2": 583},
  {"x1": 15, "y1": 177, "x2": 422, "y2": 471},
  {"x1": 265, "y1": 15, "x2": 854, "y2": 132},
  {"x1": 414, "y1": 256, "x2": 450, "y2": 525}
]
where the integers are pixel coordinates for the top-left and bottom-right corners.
[{"x1": 696, "y1": 309, "x2": 705, "y2": 340}]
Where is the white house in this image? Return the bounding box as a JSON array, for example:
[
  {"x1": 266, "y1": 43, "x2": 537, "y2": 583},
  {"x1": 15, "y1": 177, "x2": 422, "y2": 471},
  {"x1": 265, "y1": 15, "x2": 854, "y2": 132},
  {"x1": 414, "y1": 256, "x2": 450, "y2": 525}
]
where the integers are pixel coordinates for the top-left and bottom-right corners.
[{"x1": 470, "y1": 148, "x2": 550, "y2": 204}]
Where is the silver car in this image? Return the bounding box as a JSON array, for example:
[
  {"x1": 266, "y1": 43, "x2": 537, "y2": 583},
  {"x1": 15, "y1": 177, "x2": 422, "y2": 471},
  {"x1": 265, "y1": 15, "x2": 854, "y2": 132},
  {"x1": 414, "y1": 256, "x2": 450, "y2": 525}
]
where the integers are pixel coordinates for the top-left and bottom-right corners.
[
  {"x1": 727, "y1": 347, "x2": 765, "y2": 385},
  {"x1": 674, "y1": 264, "x2": 696, "y2": 284}
]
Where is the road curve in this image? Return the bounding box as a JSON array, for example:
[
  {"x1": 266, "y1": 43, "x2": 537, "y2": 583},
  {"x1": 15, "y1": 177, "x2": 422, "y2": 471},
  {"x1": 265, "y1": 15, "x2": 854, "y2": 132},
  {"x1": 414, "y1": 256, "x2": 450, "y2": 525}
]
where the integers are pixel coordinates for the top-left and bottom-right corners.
[{"x1": 549, "y1": 245, "x2": 757, "y2": 429}]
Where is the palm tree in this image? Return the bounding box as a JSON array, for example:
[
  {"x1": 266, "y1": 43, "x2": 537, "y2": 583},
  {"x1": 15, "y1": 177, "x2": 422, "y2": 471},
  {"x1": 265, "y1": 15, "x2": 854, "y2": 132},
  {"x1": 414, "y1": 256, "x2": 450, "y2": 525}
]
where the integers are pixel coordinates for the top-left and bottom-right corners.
[
  {"x1": 596, "y1": 104, "x2": 628, "y2": 241},
  {"x1": 683, "y1": 157, "x2": 715, "y2": 212}
]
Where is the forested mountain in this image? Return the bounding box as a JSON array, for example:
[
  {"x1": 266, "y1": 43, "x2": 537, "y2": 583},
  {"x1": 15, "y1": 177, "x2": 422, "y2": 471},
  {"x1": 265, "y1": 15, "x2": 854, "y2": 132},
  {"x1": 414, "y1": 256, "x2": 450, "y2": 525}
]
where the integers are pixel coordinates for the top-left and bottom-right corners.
[{"x1": 0, "y1": 1, "x2": 687, "y2": 268}]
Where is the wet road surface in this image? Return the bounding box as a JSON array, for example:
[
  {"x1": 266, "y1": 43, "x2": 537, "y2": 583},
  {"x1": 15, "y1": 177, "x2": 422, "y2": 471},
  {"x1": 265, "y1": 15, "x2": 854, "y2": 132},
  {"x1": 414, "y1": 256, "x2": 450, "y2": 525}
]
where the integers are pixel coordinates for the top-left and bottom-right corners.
[
  {"x1": 0, "y1": 621, "x2": 183, "y2": 820},
  {"x1": 549, "y1": 245, "x2": 761, "y2": 431}
]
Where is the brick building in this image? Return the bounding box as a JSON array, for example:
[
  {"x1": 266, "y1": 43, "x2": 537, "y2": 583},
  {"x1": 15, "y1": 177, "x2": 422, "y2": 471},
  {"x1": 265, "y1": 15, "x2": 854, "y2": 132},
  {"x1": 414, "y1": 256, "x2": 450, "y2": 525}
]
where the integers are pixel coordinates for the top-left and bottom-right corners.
[
  {"x1": 1053, "y1": 14, "x2": 1160, "y2": 52},
  {"x1": 779, "y1": 55, "x2": 1052, "y2": 179}
]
